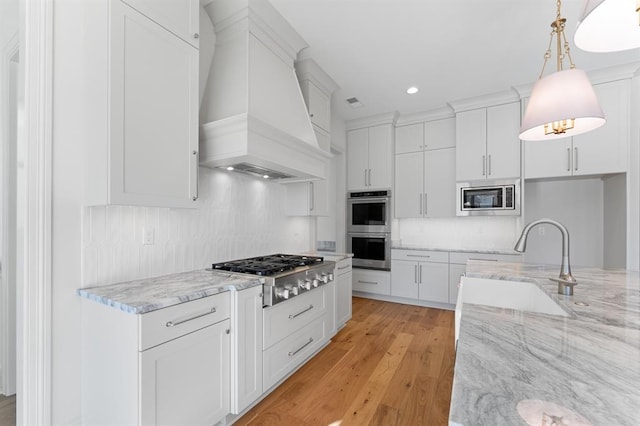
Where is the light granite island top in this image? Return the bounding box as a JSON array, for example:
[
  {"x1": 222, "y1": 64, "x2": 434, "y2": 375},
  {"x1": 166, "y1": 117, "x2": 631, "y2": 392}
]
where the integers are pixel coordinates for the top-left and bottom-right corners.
[
  {"x1": 450, "y1": 261, "x2": 640, "y2": 426},
  {"x1": 77, "y1": 269, "x2": 263, "y2": 314}
]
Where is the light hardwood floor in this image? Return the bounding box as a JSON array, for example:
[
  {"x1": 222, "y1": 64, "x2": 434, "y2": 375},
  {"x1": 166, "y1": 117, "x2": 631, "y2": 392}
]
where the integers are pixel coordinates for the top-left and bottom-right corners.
[
  {"x1": 236, "y1": 297, "x2": 456, "y2": 426},
  {"x1": 0, "y1": 394, "x2": 16, "y2": 426}
]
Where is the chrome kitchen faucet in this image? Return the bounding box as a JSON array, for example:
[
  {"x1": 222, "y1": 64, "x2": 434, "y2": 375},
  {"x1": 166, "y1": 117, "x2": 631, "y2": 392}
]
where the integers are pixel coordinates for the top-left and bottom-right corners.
[{"x1": 514, "y1": 218, "x2": 577, "y2": 295}]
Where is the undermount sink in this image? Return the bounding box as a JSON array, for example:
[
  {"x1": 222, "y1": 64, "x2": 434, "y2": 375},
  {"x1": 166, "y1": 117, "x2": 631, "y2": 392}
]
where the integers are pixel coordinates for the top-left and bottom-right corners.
[{"x1": 455, "y1": 276, "x2": 571, "y2": 342}]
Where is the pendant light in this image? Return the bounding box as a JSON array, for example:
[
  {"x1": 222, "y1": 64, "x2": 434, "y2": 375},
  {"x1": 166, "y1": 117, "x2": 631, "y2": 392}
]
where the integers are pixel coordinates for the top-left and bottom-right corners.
[
  {"x1": 519, "y1": 0, "x2": 605, "y2": 141},
  {"x1": 574, "y1": 0, "x2": 640, "y2": 52}
]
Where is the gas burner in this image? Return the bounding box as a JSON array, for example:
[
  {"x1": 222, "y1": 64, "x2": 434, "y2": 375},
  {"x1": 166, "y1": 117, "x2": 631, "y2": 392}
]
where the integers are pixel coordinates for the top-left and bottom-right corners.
[{"x1": 210, "y1": 254, "x2": 333, "y2": 306}]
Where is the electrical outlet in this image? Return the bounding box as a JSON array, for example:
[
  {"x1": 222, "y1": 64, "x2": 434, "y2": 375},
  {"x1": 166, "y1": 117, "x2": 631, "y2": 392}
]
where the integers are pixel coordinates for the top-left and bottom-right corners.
[{"x1": 142, "y1": 227, "x2": 155, "y2": 245}]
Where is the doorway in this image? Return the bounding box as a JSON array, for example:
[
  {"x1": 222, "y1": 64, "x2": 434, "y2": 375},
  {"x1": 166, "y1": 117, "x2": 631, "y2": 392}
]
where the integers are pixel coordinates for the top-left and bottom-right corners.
[{"x1": 0, "y1": 33, "x2": 20, "y2": 424}]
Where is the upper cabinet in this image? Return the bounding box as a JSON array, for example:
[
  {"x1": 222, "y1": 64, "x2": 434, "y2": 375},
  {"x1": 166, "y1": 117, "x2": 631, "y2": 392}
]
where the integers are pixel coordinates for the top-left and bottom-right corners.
[
  {"x1": 347, "y1": 124, "x2": 394, "y2": 191},
  {"x1": 285, "y1": 180, "x2": 329, "y2": 217},
  {"x1": 524, "y1": 79, "x2": 629, "y2": 179},
  {"x1": 86, "y1": 0, "x2": 199, "y2": 208},
  {"x1": 121, "y1": 0, "x2": 200, "y2": 48},
  {"x1": 456, "y1": 102, "x2": 521, "y2": 182},
  {"x1": 299, "y1": 80, "x2": 331, "y2": 134},
  {"x1": 394, "y1": 118, "x2": 456, "y2": 218}
]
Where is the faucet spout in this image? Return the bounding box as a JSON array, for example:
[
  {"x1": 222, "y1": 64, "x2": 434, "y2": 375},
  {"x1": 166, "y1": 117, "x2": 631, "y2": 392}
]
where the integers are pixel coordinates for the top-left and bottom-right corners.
[{"x1": 514, "y1": 218, "x2": 577, "y2": 295}]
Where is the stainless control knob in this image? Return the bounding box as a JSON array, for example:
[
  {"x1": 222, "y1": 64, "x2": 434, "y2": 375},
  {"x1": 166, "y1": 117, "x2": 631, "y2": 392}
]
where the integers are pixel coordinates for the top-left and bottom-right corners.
[
  {"x1": 299, "y1": 279, "x2": 311, "y2": 290},
  {"x1": 291, "y1": 286, "x2": 299, "y2": 296},
  {"x1": 312, "y1": 279, "x2": 319, "y2": 288},
  {"x1": 276, "y1": 288, "x2": 290, "y2": 299},
  {"x1": 328, "y1": 273, "x2": 334, "y2": 281},
  {"x1": 320, "y1": 273, "x2": 329, "y2": 283}
]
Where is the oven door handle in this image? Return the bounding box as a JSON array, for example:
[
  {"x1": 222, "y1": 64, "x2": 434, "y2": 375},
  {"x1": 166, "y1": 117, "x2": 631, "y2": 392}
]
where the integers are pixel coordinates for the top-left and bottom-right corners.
[
  {"x1": 347, "y1": 232, "x2": 390, "y2": 238},
  {"x1": 348, "y1": 197, "x2": 390, "y2": 203}
]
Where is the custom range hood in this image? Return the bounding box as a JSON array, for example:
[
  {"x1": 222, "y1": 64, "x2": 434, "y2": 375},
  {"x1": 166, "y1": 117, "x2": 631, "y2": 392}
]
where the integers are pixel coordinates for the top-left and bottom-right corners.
[{"x1": 199, "y1": 0, "x2": 331, "y2": 182}]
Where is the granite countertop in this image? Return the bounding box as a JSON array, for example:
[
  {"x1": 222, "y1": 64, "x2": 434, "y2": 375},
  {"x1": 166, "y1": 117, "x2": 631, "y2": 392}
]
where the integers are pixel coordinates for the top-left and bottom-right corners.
[
  {"x1": 391, "y1": 244, "x2": 520, "y2": 255},
  {"x1": 304, "y1": 251, "x2": 354, "y2": 262},
  {"x1": 450, "y1": 261, "x2": 640, "y2": 425},
  {"x1": 77, "y1": 269, "x2": 263, "y2": 314}
]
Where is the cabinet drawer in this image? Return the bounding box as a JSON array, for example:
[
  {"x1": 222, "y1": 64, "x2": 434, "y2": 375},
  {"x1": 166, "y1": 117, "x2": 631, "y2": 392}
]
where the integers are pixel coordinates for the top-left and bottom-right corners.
[
  {"x1": 391, "y1": 249, "x2": 449, "y2": 263},
  {"x1": 263, "y1": 316, "x2": 328, "y2": 391},
  {"x1": 263, "y1": 286, "x2": 329, "y2": 349},
  {"x1": 335, "y1": 257, "x2": 352, "y2": 274},
  {"x1": 140, "y1": 292, "x2": 230, "y2": 351},
  {"x1": 352, "y1": 269, "x2": 391, "y2": 295},
  {"x1": 449, "y1": 251, "x2": 521, "y2": 265}
]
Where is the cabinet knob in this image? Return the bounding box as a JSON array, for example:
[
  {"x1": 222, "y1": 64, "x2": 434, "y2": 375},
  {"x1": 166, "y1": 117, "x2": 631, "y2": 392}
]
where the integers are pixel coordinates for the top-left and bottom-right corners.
[
  {"x1": 310, "y1": 113, "x2": 314, "y2": 117},
  {"x1": 193, "y1": 33, "x2": 199, "y2": 39},
  {"x1": 192, "y1": 196, "x2": 198, "y2": 201},
  {"x1": 192, "y1": 150, "x2": 198, "y2": 155}
]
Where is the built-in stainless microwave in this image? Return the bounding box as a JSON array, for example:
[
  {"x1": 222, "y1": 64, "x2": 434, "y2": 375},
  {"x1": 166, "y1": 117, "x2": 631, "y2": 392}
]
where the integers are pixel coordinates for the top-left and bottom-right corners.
[
  {"x1": 456, "y1": 180, "x2": 520, "y2": 216},
  {"x1": 347, "y1": 190, "x2": 391, "y2": 233}
]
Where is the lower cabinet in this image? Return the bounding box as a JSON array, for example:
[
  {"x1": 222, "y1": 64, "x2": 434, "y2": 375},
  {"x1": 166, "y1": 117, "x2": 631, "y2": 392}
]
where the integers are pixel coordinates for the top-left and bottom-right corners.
[
  {"x1": 231, "y1": 286, "x2": 263, "y2": 415},
  {"x1": 352, "y1": 268, "x2": 391, "y2": 295},
  {"x1": 140, "y1": 319, "x2": 230, "y2": 425},
  {"x1": 262, "y1": 282, "x2": 334, "y2": 391},
  {"x1": 81, "y1": 291, "x2": 232, "y2": 426},
  {"x1": 335, "y1": 257, "x2": 353, "y2": 329},
  {"x1": 391, "y1": 250, "x2": 449, "y2": 304}
]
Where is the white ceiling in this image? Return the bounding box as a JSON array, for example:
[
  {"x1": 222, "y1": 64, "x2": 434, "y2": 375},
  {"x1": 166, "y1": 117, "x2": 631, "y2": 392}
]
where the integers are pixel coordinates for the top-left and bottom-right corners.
[{"x1": 269, "y1": 0, "x2": 640, "y2": 122}]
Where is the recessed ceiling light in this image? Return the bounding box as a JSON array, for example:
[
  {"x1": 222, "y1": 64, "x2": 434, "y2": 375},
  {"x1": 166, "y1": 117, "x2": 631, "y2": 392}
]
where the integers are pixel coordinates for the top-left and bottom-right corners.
[
  {"x1": 226, "y1": 166, "x2": 234, "y2": 171},
  {"x1": 406, "y1": 86, "x2": 419, "y2": 95},
  {"x1": 263, "y1": 175, "x2": 269, "y2": 179}
]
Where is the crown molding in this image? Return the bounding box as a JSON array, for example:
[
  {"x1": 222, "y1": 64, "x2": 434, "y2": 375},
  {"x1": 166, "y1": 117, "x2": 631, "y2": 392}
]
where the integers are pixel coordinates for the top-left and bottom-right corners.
[
  {"x1": 448, "y1": 89, "x2": 520, "y2": 113},
  {"x1": 346, "y1": 111, "x2": 399, "y2": 130},
  {"x1": 295, "y1": 56, "x2": 339, "y2": 95},
  {"x1": 395, "y1": 106, "x2": 455, "y2": 126}
]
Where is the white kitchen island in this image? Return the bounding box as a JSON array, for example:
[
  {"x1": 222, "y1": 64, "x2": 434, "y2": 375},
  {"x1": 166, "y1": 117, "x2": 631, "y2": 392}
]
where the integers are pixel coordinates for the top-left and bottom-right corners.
[{"x1": 450, "y1": 261, "x2": 640, "y2": 425}]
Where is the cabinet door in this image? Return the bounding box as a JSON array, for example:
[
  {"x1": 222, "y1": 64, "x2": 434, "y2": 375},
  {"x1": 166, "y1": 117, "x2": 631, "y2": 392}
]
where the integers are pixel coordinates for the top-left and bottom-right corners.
[
  {"x1": 121, "y1": 0, "x2": 199, "y2": 47},
  {"x1": 304, "y1": 80, "x2": 331, "y2": 132},
  {"x1": 391, "y1": 260, "x2": 419, "y2": 299},
  {"x1": 456, "y1": 108, "x2": 487, "y2": 181},
  {"x1": 395, "y1": 152, "x2": 424, "y2": 218},
  {"x1": 424, "y1": 148, "x2": 455, "y2": 218},
  {"x1": 336, "y1": 270, "x2": 352, "y2": 328},
  {"x1": 368, "y1": 124, "x2": 394, "y2": 189},
  {"x1": 110, "y1": 1, "x2": 198, "y2": 208},
  {"x1": 449, "y1": 263, "x2": 466, "y2": 304},
  {"x1": 524, "y1": 138, "x2": 572, "y2": 179},
  {"x1": 418, "y1": 262, "x2": 449, "y2": 304},
  {"x1": 232, "y1": 287, "x2": 263, "y2": 414},
  {"x1": 347, "y1": 128, "x2": 370, "y2": 190},
  {"x1": 285, "y1": 181, "x2": 328, "y2": 216},
  {"x1": 572, "y1": 80, "x2": 629, "y2": 176},
  {"x1": 140, "y1": 319, "x2": 230, "y2": 425},
  {"x1": 486, "y1": 102, "x2": 521, "y2": 179},
  {"x1": 425, "y1": 117, "x2": 455, "y2": 150},
  {"x1": 395, "y1": 123, "x2": 424, "y2": 154}
]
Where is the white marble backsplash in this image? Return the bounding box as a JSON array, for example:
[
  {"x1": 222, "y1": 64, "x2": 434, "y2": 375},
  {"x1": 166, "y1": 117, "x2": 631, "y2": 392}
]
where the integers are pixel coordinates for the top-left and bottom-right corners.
[{"x1": 82, "y1": 167, "x2": 313, "y2": 287}]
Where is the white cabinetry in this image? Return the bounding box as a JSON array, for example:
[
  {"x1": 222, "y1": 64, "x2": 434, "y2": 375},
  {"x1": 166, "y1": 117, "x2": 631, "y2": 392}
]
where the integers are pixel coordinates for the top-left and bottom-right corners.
[
  {"x1": 82, "y1": 292, "x2": 231, "y2": 425},
  {"x1": 352, "y1": 268, "x2": 391, "y2": 295},
  {"x1": 395, "y1": 118, "x2": 456, "y2": 218},
  {"x1": 285, "y1": 180, "x2": 329, "y2": 216},
  {"x1": 231, "y1": 286, "x2": 263, "y2": 415},
  {"x1": 299, "y1": 80, "x2": 331, "y2": 133},
  {"x1": 524, "y1": 79, "x2": 629, "y2": 179},
  {"x1": 262, "y1": 283, "x2": 334, "y2": 391},
  {"x1": 88, "y1": 0, "x2": 199, "y2": 208},
  {"x1": 120, "y1": 0, "x2": 200, "y2": 47},
  {"x1": 391, "y1": 250, "x2": 449, "y2": 304},
  {"x1": 334, "y1": 257, "x2": 353, "y2": 329},
  {"x1": 347, "y1": 124, "x2": 394, "y2": 190},
  {"x1": 456, "y1": 102, "x2": 520, "y2": 181}
]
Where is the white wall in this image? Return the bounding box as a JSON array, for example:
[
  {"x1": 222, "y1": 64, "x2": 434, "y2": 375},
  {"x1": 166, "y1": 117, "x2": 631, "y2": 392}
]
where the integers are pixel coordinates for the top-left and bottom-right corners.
[
  {"x1": 523, "y1": 178, "x2": 606, "y2": 268},
  {"x1": 82, "y1": 168, "x2": 313, "y2": 287},
  {"x1": 396, "y1": 216, "x2": 520, "y2": 251}
]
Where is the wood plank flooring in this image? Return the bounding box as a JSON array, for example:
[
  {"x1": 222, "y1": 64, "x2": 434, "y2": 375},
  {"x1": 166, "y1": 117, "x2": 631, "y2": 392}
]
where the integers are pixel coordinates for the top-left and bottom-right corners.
[
  {"x1": 235, "y1": 297, "x2": 456, "y2": 426},
  {"x1": 0, "y1": 394, "x2": 16, "y2": 426}
]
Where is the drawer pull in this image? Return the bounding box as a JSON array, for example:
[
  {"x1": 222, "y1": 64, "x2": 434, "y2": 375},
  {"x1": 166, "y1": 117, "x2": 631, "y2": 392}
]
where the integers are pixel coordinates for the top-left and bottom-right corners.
[
  {"x1": 358, "y1": 280, "x2": 377, "y2": 285},
  {"x1": 337, "y1": 265, "x2": 351, "y2": 270},
  {"x1": 406, "y1": 254, "x2": 431, "y2": 258},
  {"x1": 289, "y1": 304, "x2": 314, "y2": 319},
  {"x1": 288, "y1": 337, "x2": 314, "y2": 357},
  {"x1": 165, "y1": 307, "x2": 216, "y2": 328}
]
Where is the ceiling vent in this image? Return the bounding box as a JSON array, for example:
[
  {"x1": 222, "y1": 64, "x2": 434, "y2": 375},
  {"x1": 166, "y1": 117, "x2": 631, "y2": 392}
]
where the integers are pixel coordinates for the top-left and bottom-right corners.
[{"x1": 346, "y1": 97, "x2": 364, "y2": 108}]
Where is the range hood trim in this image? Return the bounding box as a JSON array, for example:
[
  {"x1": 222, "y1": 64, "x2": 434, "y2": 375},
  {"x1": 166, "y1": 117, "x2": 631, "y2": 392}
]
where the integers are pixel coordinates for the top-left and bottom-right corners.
[{"x1": 199, "y1": 113, "x2": 332, "y2": 182}]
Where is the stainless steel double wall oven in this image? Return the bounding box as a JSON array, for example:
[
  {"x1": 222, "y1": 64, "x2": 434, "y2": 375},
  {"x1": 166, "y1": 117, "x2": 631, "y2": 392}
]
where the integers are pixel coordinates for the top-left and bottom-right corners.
[{"x1": 347, "y1": 190, "x2": 391, "y2": 270}]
